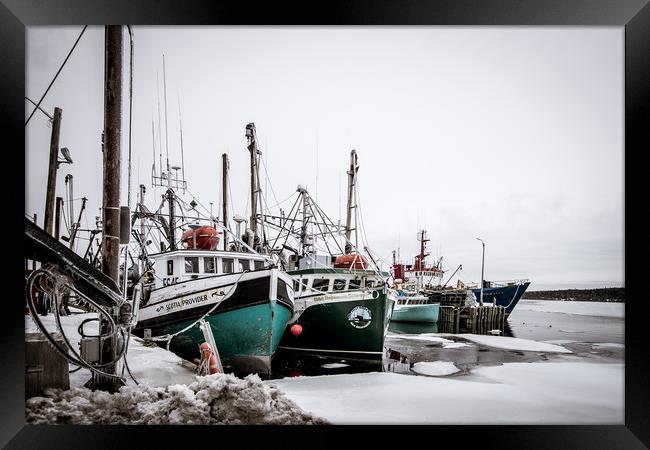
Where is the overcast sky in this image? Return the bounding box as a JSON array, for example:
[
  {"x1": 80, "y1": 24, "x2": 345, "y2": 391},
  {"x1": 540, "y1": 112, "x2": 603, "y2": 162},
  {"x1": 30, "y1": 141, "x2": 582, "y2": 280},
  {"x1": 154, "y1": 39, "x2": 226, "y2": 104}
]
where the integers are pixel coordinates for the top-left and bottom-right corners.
[{"x1": 25, "y1": 26, "x2": 624, "y2": 290}]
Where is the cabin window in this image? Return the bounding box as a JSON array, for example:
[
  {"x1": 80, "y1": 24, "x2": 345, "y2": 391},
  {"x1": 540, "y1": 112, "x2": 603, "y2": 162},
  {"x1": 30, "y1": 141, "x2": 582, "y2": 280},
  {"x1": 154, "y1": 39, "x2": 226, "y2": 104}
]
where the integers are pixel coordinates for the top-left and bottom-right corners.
[
  {"x1": 239, "y1": 259, "x2": 251, "y2": 272},
  {"x1": 293, "y1": 279, "x2": 300, "y2": 292},
  {"x1": 312, "y1": 279, "x2": 330, "y2": 292},
  {"x1": 222, "y1": 258, "x2": 234, "y2": 274},
  {"x1": 333, "y1": 279, "x2": 346, "y2": 291},
  {"x1": 204, "y1": 257, "x2": 216, "y2": 273},
  {"x1": 184, "y1": 257, "x2": 199, "y2": 274},
  {"x1": 254, "y1": 260, "x2": 264, "y2": 270},
  {"x1": 167, "y1": 260, "x2": 174, "y2": 276},
  {"x1": 349, "y1": 279, "x2": 361, "y2": 290},
  {"x1": 301, "y1": 278, "x2": 309, "y2": 291}
]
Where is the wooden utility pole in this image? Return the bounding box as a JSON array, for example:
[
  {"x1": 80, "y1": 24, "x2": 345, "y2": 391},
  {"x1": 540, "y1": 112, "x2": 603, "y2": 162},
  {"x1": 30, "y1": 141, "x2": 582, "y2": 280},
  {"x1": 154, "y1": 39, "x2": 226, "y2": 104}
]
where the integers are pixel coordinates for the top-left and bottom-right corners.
[
  {"x1": 94, "y1": 25, "x2": 123, "y2": 393},
  {"x1": 102, "y1": 25, "x2": 122, "y2": 283},
  {"x1": 344, "y1": 149, "x2": 358, "y2": 254},
  {"x1": 222, "y1": 153, "x2": 229, "y2": 251},
  {"x1": 54, "y1": 197, "x2": 63, "y2": 240},
  {"x1": 44, "y1": 107, "x2": 62, "y2": 235}
]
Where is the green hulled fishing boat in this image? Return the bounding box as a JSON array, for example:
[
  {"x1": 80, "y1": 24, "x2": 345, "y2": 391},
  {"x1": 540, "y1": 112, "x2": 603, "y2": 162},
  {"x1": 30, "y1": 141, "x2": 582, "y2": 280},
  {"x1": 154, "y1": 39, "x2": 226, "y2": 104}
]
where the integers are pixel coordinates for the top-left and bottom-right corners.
[{"x1": 278, "y1": 266, "x2": 395, "y2": 361}]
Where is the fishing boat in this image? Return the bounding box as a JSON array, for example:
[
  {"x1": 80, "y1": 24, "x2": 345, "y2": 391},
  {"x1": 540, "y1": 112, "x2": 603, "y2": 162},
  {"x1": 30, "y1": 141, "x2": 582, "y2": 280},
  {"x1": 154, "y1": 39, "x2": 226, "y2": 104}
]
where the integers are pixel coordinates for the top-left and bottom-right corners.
[
  {"x1": 130, "y1": 120, "x2": 295, "y2": 374},
  {"x1": 133, "y1": 238, "x2": 295, "y2": 373},
  {"x1": 261, "y1": 150, "x2": 396, "y2": 362},
  {"x1": 391, "y1": 290, "x2": 440, "y2": 323},
  {"x1": 464, "y1": 279, "x2": 531, "y2": 316},
  {"x1": 392, "y1": 230, "x2": 444, "y2": 291}
]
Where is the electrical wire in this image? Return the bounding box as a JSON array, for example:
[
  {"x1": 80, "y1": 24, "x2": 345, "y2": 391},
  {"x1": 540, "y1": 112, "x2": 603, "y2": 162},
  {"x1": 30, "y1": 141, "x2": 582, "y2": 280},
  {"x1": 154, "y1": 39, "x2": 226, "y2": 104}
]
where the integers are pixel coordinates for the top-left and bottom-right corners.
[{"x1": 25, "y1": 26, "x2": 88, "y2": 127}]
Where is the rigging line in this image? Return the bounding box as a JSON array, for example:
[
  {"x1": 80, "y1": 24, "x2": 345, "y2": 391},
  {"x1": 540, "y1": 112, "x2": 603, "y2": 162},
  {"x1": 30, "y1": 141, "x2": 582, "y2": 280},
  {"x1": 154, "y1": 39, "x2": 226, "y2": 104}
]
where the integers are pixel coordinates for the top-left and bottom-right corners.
[
  {"x1": 24, "y1": 97, "x2": 53, "y2": 121},
  {"x1": 127, "y1": 26, "x2": 134, "y2": 209},
  {"x1": 312, "y1": 200, "x2": 345, "y2": 254},
  {"x1": 307, "y1": 200, "x2": 334, "y2": 257},
  {"x1": 25, "y1": 25, "x2": 88, "y2": 127},
  {"x1": 269, "y1": 193, "x2": 300, "y2": 249},
  {"x1": 259, "y1": 155, "x2": 280, "y2": 210}
]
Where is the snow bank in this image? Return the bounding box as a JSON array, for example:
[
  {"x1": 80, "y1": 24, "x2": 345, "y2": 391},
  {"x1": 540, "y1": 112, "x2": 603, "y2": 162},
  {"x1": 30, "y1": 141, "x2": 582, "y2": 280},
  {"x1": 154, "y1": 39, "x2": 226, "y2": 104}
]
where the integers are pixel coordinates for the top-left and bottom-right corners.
[
  {"x1": 26, "y1": 373, "x2": 327, "y2": 425},
  {"x1": 411, "y1": 361, "x2": 459, "y2": 376},
  {"x1": 515, "y1": 300, "x2": 624, "y2": 318},
  {"x1": 447, "y1": 334, "x2": 572, "y2": 353},
  {"x1": 268, "y1": 362, "x2": 623, "y2": 424}
]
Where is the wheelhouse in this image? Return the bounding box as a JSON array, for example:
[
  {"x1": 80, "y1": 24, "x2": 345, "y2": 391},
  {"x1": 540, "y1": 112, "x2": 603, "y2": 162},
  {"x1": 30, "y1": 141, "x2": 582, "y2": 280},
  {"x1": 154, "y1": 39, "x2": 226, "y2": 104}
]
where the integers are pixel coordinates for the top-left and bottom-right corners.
[{"x1": 148, "y1": 249, "x2": 271, "y2": 290}]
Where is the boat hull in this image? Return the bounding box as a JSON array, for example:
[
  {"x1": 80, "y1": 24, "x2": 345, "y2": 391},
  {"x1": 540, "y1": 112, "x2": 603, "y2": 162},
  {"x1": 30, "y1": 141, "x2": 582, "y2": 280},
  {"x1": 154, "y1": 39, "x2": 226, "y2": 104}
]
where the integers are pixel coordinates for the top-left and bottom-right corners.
[
  {"x1": 134, "y1": 269, "x2": 293, "y2": 373},
  {"x1": 391, "y1": 303, "x2": 440, "y2": 323},
  {"x1": 471, "y1": 281, "x2": 530, "y2": 315},
  {"x1": 277, "y1": 289, "x2": 394, "y2": 362}
]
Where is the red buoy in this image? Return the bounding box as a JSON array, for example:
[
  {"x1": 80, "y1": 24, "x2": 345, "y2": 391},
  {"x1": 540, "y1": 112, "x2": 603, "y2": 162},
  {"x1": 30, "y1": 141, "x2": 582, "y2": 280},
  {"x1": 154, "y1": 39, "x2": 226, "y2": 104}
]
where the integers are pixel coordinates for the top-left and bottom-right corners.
[
  {"x1": 182, "y1": 226, "x2": 220, "y2": 250},
  {"x1": 334, "y1": 253, "x2": 368, "y2": 270},
  {"x1": 199, "y1": 342, "x2": 219, "y2": 374},
  {"x1": 290, "y1": 324, "x2": 303, "y2": 336}
]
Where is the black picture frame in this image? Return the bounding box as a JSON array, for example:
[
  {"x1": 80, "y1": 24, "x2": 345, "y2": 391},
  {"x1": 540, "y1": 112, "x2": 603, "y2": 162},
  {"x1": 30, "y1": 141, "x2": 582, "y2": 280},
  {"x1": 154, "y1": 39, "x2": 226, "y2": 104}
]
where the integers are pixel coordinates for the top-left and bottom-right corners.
[{"x1": 3, "y1": 0, "x2": 648, "y2": 447}]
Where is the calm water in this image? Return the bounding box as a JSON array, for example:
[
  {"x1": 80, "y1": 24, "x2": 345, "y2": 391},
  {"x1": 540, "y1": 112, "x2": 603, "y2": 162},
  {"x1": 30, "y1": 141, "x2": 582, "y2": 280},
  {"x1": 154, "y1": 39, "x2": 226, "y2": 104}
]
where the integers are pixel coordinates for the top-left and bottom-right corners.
[{"x1": 269, "y1": 300, "x2": 624, "y2": 379}]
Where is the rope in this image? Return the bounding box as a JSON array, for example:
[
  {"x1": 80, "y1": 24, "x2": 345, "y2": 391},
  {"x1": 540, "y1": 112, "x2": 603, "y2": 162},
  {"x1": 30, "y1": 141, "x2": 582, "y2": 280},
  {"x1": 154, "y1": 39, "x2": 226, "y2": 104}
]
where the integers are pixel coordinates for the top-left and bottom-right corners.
[
  {"x1": 149, "y1": 269, "x2": 248, "y2": 349},
  {"x1": 25, "y1": 26, "x2": 88, "y2": 127}
]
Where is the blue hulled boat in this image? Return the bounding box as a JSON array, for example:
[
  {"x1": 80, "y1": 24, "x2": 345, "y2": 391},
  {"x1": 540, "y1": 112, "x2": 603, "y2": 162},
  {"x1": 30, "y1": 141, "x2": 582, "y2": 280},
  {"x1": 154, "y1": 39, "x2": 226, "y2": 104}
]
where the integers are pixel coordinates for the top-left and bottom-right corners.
[{"x1": 469, "y1": 279, "x2": 530, "y2": 316}]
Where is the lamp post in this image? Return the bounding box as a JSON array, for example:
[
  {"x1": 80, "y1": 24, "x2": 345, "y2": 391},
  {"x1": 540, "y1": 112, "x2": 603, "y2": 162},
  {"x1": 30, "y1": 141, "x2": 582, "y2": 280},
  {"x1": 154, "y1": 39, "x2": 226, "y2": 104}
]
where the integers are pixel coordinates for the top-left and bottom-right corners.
[{"x1": 476, "y1": 238, "x2": 485, "y2": 306}]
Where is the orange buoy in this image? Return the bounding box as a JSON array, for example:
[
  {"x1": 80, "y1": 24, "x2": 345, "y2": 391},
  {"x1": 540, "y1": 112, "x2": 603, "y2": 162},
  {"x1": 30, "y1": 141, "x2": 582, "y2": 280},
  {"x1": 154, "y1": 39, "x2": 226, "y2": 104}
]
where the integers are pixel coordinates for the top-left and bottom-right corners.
[
  {"x1": 334, "y1": 253, "x2": 368, "y2": 270},
  {"x1": 199, "y1": 342, "x2": 220, "y2": 374},
  {"x1": 182, "y1": 226, "x2": 220, "y2": 250}
]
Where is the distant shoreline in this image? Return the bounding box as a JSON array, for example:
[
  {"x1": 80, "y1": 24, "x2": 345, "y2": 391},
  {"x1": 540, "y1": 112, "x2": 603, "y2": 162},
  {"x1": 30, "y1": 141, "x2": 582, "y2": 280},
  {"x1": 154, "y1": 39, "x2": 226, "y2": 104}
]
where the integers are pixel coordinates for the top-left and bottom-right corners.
[{"x1": 522, "y1": 287, "x2": 624, "y2": 302}]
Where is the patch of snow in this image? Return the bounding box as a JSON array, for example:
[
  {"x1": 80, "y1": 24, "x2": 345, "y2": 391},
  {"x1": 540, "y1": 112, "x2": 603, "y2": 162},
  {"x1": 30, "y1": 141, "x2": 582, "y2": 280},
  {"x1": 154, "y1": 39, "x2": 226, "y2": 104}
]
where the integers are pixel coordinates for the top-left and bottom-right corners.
[
  {"x1": 388, "y1": 333, "x2": 453, "y2": 344},
  {"x1": 440, "y1": 334, "x2": 572, "y2": 353},
  {"x1": 26, "y1": 374, "x2": 327, "y2": 425},
  {"x1": 412, "y1": 361, "x2": 459, "y2": 376},
  {"x1": 542, "y1": 339, "x2": 577, "y2": 345},
  {"x1": 591, "y1": 343, "x2": 624, "y2": 349},
  {"x1": 321, "y1": 363, "x2": 350, "y2": 369},
  {"x1": 442, "y1": 342, "x2": 471, "y2": 349},
  {"x1": 267, "y1": 362, "x2": 623, "y2": 424},
  {"x1": 488, "y1": 329, "x2": 502, "y2": 335},
  {"x1": 515, "y1": 300, "x2": 624, "y2": 319}
]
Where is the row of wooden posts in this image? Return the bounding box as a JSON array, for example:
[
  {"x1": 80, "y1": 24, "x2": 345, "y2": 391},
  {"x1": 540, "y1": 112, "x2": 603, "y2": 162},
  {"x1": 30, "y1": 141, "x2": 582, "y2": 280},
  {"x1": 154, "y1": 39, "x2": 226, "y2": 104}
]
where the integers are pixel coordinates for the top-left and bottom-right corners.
[{"x1": 439, "y1": 305, "x2": 507, "y2": 334}]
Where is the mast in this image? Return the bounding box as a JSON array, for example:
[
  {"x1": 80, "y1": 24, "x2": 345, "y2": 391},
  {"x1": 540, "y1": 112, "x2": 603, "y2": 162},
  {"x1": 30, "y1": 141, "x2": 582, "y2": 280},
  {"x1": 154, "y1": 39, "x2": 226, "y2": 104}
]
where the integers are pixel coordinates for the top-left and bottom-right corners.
[
  {"x1": 222, "y1": 153, "x2": 229, "y2": 251},
  {"x1": 166, "y1": 188, "x2": 176, "y2": 250},
  {"x1": 245, "y1": 123, "x2": 260, "y2": 238},
  {"x1": 415, "y1": 229, "x2": 430, "y2": 271},
  {"x1": 344, "y1": 149, "x2": 358, "y2": 254},
  {"x1": 297, "y1": 186, "x2": 311, "y2": 256}
]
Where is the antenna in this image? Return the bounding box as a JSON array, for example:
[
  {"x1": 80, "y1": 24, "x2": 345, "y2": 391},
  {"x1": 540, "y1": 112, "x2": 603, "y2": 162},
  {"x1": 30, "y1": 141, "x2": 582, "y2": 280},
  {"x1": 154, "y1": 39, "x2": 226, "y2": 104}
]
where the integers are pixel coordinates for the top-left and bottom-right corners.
[
  {"x1": 156, "y1": 73, "x2": 163, "y2": 178},
  {"x1": 162, "y1": 54, "x2": 170, "y2": 182},
  {"x1": 177, "y1": 92, "x2": 186, "y2": 193}
]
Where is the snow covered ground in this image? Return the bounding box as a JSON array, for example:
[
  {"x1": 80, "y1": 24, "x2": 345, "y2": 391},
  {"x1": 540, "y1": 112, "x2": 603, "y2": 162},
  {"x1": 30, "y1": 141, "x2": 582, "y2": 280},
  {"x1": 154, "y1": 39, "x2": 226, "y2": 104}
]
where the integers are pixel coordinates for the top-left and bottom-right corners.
[
  {"x1": 515, "y1": 300, "x2": 624, "y2": 318},
  {"x1": 26, "y1": 311, "x2": 197, "y2": 388},
  {"x1": 267, "y1": 362, "x2": 623, "y2": 424},
  {"x1": 25, "y1": 312, "x2": 327, "y2": 424}
]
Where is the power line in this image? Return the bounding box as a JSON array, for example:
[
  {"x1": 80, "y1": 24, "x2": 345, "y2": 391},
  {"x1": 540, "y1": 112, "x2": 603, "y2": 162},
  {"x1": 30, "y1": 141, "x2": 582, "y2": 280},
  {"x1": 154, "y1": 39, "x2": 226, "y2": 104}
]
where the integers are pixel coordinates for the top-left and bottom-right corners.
[{"x1": 25, "y1": 25, "x2": 88, "y2": 127}]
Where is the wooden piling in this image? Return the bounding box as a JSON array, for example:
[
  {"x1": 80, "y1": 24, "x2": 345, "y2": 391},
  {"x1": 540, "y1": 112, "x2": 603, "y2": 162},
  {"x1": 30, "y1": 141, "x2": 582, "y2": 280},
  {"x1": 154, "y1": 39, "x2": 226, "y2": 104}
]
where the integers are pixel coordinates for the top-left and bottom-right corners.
[{"x1": 44, "y1": 107, "x2": 62, "y2": 236}]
